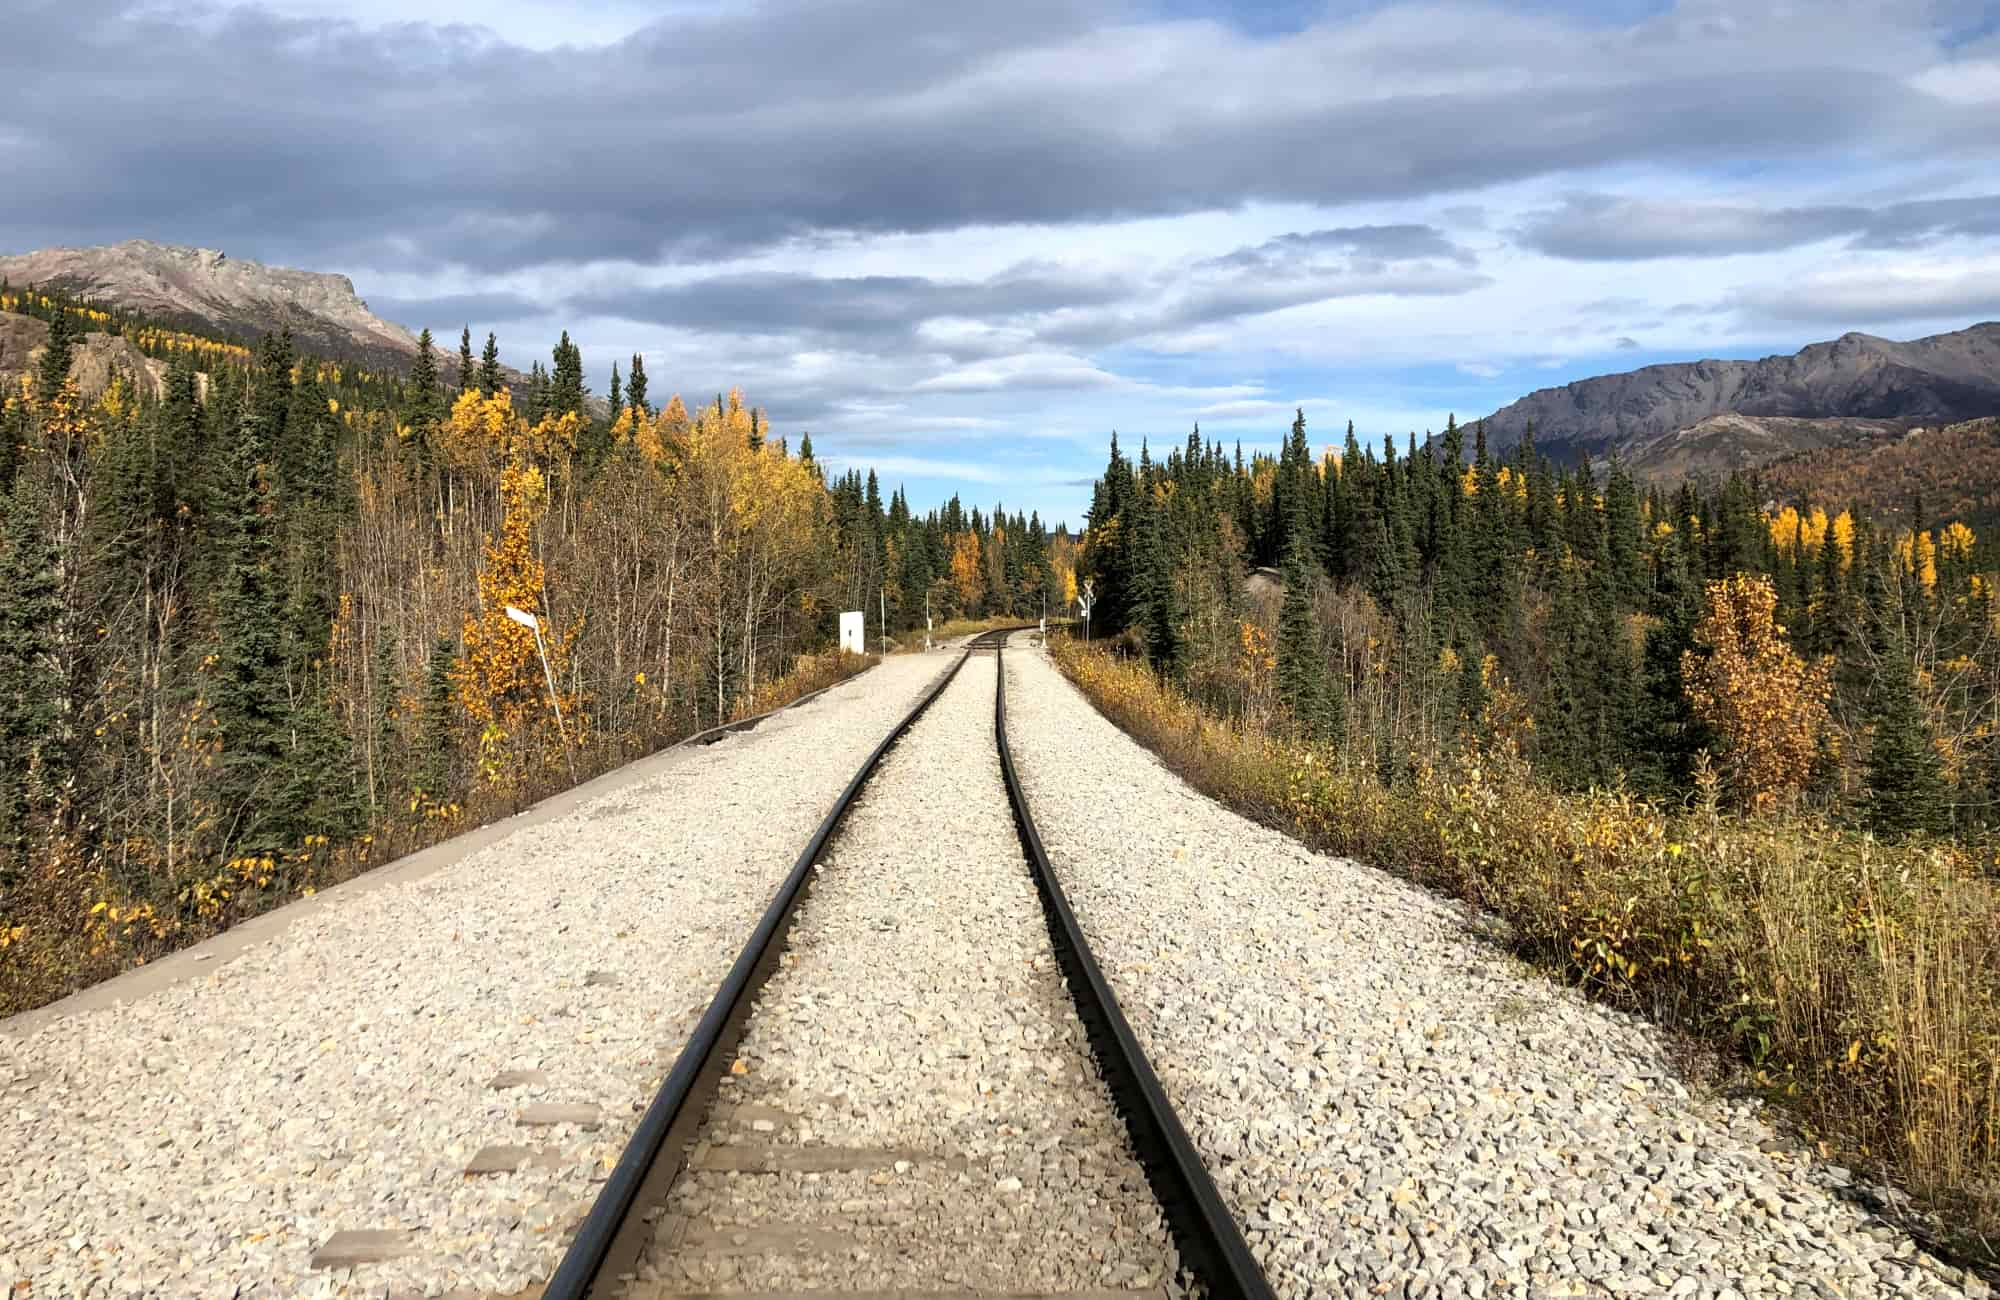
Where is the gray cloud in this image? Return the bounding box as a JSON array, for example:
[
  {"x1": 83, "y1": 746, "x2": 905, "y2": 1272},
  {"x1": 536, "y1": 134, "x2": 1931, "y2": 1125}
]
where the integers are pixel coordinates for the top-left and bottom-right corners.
[
  {"x1": 1520, "y1": 193, "x2": 2000, "y2": 260},
  {"x1": 525, "y1": 226, "x2": 1486, "y2": 362},
  {"x1": 573, "y1": 266, "x2": 1132, "y2": 344},
  {"x1": 1201, "y1": 225, "x2": 1476, "y2": 270},
  {"x1": 2, "y1": 1, "x2": 1992, "y2": 274},
  {"x1": 1615, "y1": 336, "x2": 1640, "y2": 349},
  {"x1": 369, "y1": 291, "x2": 544, "y2": 329},
  {"x1": 1728, "y1": 267, "x2": 2000, "y2": 327}
]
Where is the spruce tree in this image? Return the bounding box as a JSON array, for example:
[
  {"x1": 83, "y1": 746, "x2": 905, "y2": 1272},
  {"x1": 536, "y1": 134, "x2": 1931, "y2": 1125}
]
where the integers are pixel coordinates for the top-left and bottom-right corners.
[
  {"x1": 1452, "y1": 639, "x2": 1488, "y2": 750},
  {"x1": 479, "y1": 332, "x2": 502, "y2": 397},
  {"x1": 1862, "y1": 636, "x2": 1947, "y2": 837},
  {"x1": 607, "y1": 361, "x2": 623, "y2": 427},
  {"x1": 416, "y1": 637, "x2": 458, "y2": 805},
  {"x1": 281, "y1": 692, "x2": 363, "y2": 850},
  {"x1": 1603, "y1": 456, "x2": 1645, "y2": 610},
  {"x1": 1632, "y1": 537, "x2": 1711, "y2": 796},
  {"x1": 549, "y1": 331, "x2": 585, "y2": 417},
  {"x1": 626, "y1": 353, "x2": 649, "y2": 419},
  {"x1": 36, "y1": 312, "x2": 77, "y2": 405},
  {"x1": 0, "y1": 397, "x2": 27, "y2": 494},
  {"x1": 409, "y1": 328, "x2": 439, "y2": 425},
  {"x1": 458, "y1": 326, "x2": 475, "y2": 395},
  {"x1": 1136, "y1": 488, "x2": 1184, "y2": 679},
  {"x1": 0, "y1": 478, "x2": 60, "y2": 852},
  {"x1": 210, "y1": 407, "x2": 293, "y2": 857},
  {"x1": 1275, "y1": 525, "x2": 1337, "y2": 743}
]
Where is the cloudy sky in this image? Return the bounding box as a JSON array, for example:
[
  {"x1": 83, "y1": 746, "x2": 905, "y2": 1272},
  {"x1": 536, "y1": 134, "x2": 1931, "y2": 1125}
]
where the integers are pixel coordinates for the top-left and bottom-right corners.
[{"x1": 7, "y1": 0, "x2": 2000, "y2": 524}]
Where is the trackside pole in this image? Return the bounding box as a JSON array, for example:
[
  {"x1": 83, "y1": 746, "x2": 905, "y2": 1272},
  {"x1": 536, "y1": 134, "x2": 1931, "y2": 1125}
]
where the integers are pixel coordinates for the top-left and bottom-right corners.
[{"x1": 506, "y1": 605, "x2": 577, "y2": 784}]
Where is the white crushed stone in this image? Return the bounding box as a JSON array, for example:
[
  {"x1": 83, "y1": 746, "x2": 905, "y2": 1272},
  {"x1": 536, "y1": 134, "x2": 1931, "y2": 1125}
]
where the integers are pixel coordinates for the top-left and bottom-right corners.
[
  {"x1": 1001, "y1": 635, "x2": 1979, "y2": 1300},
  {"x1": 0, "y1": 650, "x2": 958, "y2": 1300},
  {"x1": 631, "y1": 647, "x2": 1179, "y2": 1294}
]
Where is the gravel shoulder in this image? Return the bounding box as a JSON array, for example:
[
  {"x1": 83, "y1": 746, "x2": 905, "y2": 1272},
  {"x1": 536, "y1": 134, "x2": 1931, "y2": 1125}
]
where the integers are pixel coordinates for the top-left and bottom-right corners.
[
  {"x1": 1002, "y1": 636, "x2": 1977, "y2": 1300},
  {"x1": 628, "y1": 646, "x2": 1177, "y2": 1294},
  {"x1": 0, "y1": 649, "x2": 958, "y2": 1300}
]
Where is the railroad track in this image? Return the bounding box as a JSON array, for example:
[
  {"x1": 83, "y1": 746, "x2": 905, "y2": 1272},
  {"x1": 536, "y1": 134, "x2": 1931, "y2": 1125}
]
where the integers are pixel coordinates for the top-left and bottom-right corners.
[{"x1": 541, "y1": 628, "x2": 1274, "y2": 1300}]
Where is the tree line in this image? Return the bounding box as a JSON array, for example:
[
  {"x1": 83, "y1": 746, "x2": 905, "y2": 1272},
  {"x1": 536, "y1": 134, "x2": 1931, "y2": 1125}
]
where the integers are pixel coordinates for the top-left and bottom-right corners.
[
  {"x1": 0, "y1": 290, "x2": 1065, "y2": 1010},
  {"x1": 1078, "y1": 412, "x2": 2000, "y2": 836}
]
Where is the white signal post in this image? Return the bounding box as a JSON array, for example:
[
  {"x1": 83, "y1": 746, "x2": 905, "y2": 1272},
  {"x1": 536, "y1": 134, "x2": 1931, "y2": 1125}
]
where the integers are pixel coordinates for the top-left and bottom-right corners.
[
  {"x1": 1078, "y1": 578, "x2": 1095, "y2": 644},
  {"x1": 506, "y1": 605, "x2": 578, "y2": 783}
]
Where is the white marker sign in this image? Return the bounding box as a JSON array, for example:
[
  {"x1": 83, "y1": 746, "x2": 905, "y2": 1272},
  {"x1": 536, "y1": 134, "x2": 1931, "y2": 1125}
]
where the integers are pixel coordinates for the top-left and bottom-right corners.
[{"x1": 839, "y1": 610, "x2": 865, "y2": 655}]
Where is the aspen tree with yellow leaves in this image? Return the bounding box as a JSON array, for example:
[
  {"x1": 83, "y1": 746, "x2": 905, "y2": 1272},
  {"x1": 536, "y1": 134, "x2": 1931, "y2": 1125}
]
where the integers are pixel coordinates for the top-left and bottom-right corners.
[
  {"x1": 453, "y1": 457, "x2": 578, "y2": 776},
  {"x1": 1682, "y1": 575, "x2": 1832, "y2": 808}
]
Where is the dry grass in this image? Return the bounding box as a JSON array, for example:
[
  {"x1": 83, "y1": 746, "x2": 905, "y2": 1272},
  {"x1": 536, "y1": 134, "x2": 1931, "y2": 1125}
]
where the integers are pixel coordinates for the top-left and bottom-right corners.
[{"x1": 1053, "y1": 635, "x2": 2000, "y2": 1264}]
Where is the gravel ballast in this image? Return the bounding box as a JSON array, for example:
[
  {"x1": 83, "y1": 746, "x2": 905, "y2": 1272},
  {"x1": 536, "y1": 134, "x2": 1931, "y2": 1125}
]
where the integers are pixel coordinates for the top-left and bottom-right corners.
[
  {"x1": 628, "y1": 646, "x2": 1178, "y2": 1294},
  {"x1": 0, "y1": 650, "x2": 960, "y2": 1300},
  {"x1": 1001, "y1": 636, "x2": 1978, "y2": 1300}
]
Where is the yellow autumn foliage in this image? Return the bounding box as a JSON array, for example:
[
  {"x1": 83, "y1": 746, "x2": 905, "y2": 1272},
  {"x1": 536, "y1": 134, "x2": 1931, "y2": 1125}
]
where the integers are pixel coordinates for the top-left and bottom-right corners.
[
  {"x1": 1682, "y1": 574, "x2": 1831, "y2": 808},
  {"x1": 453, "y1": 458, "x2": 579, "y2": 742}
]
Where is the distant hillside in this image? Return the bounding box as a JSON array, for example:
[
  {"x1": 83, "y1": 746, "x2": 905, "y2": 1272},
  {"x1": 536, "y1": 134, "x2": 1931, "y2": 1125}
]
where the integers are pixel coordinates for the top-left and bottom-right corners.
[
  {"x1": 0, "y1": 239, "x2": 421, "y2": 369},
  {"x1": 1759, "y1": 416, "x2": 2000, "y2": 533},
  {"x1": 0, "y1": 310, "x2": 183, "y2": 401},
  {"x1": 1475, "y1": 322, "x2": 2000, "y2": 465},
  {"x1": 1621, "y1": 413, "x2": 1910, "y2": 485}
]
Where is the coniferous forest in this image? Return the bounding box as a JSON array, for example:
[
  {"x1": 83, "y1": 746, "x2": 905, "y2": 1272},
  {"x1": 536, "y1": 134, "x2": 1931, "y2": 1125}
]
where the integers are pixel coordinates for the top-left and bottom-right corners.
[
  {"x1": 1077, "y1": 412, "x2": 2000, "y2": 826},
  {"x1": 0, "y1": 289, "x2": 1071, "y2": 1014},
  {"x1": 1063, "y1": 411, "x2": 2000, "y2": 1251}
]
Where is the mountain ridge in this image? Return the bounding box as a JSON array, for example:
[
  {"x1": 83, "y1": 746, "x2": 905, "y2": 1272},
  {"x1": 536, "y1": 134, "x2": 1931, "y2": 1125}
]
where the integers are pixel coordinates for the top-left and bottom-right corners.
[
  {"x1": 1474, "y1": 322, "x2": 2000, "y2": 467},
  {"x1": 0, "y1": 239, "x2": 422, "y2": 369}
]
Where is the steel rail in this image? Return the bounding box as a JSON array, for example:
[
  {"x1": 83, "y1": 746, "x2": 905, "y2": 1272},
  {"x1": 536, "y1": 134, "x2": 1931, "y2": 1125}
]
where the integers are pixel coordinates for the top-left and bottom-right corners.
[
  {"x1": 992, "y1": 634, "x2": 1279, "y2": 1300},
  {"x1": 541, "y1": 630, "x2": 1009, "y2": 1300}
]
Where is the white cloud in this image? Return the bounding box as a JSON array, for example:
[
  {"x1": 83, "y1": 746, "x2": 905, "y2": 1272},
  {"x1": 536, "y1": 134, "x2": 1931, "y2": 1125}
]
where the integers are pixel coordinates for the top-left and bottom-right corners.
[
  {"x1": 1728, "y1": 258, "x2": 2000, "y2": 326},
  {"x1": 1909, "y1": 59, "x2": 2000, "y2": 106}
]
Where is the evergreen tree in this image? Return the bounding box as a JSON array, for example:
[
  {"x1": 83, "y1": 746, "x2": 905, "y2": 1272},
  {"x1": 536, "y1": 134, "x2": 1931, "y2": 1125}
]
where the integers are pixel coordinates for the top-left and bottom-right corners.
[
  {"x1": 210, "y1": 406, "x2": 293, "y2": 857},
  {"x1": 416, "y1": 637, "x2": 458, "y2": 805},
  {"x1": 458, "y1": 326, "x2": 475, "y2": 395},
  {"x1": 626, "y1": 353, "x2": 649, "y2": 419},
  {"x1": 281, "y1": 692, "x2": 362, "y2": 848},
  {"x1": 1862, "y1": 636, "x2": 1947, "y2": 837},
  {"x1": 1275, "y1": 525, "x2": 1337, "y2": 742},
  {"x1": 1135, "y1": 485, "x2": 1184, "y2": 679},
  {"x1": 409, "y1": 328, "x2": 439, "y2": 424},
  {"x1": 1603, "y1": 456, "x2": 1645, "y2": 610},
  {"x1": 37, "y1": 312, "x2": 78, "y2": 405},
  {"x1": 479, "y1": 332, "x2": 501, "y2": 397},
  {"x1": 607, "y1": 361, "x2": 623, "y2": 427},
  {"x1": 549, "y1": 331, "x2": 585, "y2": 417},
  {"x1": 1633, "y1": 538, "x2": 1712, "y2": 795},
  {"x1": 0, "y1": 479, "x2": 60, "y2": 852},
  {"x1": 0, "y1": 397, "x2": 27, "y2": 494},
  {"x1": 1452, "y1": 639, "x2": 1488, "y2": 750}
]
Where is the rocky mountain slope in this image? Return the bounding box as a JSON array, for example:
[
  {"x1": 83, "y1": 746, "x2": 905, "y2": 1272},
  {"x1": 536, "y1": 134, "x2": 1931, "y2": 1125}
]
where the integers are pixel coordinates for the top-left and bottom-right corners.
[
  {"x1": 0, "y1": 311, "x2": 179, "y2": 401},
  {"x1": 1476, "y1": 322, "x2": 2000, "y2": 466},
  {"x1": 0, "y1": 240, "x2": 421, "y2": 368},
  {"x1": 1619, "y1": 413, "x2": 1909, "y2": 484}
]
